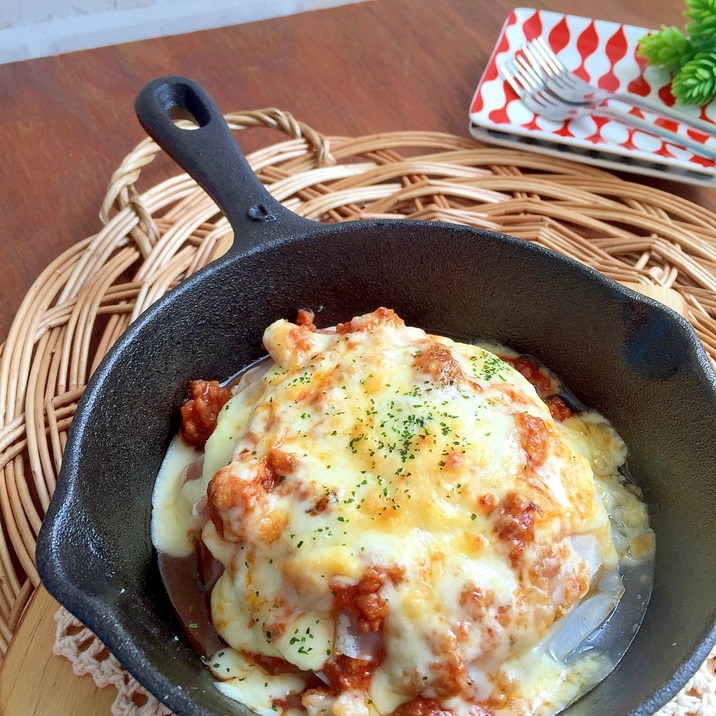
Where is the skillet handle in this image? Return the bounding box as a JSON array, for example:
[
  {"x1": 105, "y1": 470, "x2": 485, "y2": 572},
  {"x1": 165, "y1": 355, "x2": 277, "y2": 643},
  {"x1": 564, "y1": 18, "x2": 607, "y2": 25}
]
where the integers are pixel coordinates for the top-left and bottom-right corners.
[{"x1": 134, "y1": 76, "x2": 313, "y2": 250}]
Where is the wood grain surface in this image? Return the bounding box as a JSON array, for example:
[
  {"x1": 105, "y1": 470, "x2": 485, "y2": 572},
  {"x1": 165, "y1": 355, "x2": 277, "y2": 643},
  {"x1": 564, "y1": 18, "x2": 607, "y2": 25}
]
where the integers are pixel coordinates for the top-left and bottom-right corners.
[
  {"x1": 0, "y1": 0, "x2": 711, "y2": 713},
  {"x1": 0, "y1": 0, "x2": 711, "y2": 345},
  {"x1": 0, "y1": 587, "x2": 115, "y2": 715}
]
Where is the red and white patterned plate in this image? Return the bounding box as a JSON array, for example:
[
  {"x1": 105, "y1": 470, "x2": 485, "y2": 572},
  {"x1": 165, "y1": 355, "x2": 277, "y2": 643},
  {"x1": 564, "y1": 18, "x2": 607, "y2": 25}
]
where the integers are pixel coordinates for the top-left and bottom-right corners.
[{"x1": 469, "y1": 8, "x2": 716, "y2": 186}]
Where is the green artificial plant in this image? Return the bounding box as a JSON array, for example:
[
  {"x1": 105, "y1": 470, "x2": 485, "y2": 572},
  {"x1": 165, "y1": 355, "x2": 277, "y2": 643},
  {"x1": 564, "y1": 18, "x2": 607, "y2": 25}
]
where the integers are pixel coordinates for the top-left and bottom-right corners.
[{"x1": 637, "y1": 0, "x2": 716, "y2": 105}]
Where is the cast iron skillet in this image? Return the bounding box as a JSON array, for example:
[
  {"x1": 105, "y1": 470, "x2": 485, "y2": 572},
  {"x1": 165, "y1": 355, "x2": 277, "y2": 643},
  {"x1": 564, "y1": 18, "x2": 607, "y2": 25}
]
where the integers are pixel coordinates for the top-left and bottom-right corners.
[{"x1": 37, "y1": 76, "x2": 716, "y2": 716}]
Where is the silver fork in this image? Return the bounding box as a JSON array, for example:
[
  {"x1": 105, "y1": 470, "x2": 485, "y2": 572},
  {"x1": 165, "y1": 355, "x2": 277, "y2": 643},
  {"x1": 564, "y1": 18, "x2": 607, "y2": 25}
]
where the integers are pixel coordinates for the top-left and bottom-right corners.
[
  {"x1": 523, "y1": 36, "x2": 716, "y2": 138},
  {"x1": 498, "y1": 55, "x2": 716, "y2": 161}
]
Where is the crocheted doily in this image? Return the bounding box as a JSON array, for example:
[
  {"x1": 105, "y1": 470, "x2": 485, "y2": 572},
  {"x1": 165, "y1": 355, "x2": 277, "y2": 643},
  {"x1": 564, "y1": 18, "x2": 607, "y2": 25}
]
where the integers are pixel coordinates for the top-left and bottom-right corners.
[{"x1": 53, "y1": 606, "x2": 171, "y2": 716}]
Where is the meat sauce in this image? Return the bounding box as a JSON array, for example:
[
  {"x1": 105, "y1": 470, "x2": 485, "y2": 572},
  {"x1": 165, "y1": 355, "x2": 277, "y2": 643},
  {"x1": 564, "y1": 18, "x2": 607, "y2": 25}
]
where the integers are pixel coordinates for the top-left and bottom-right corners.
[
  {"x1": 159, "y1": 343, "x2": 578, "y2": 710},
  {"x1": 152, "y1": 309, "x2": 655, "y2": 716}
]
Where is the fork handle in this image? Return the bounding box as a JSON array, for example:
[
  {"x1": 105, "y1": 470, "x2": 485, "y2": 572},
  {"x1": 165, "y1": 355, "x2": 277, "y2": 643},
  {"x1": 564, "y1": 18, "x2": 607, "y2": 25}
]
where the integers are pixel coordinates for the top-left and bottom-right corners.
[
  {"x1": 599, "y1": 105, "x2": 716, "y2": 161},
  {"x1": 611, "y1": 94, "x2": 716, "y2": 138}
]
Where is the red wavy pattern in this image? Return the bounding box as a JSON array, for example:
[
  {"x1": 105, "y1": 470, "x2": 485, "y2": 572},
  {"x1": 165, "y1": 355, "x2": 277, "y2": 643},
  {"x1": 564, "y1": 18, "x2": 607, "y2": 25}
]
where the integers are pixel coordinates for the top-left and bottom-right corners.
[
  {"x1": 522, "y1": 9, "x2": 543, "y2": 42},
  {"x1": 601, "y1": 26, "x2": 628, "y2": 91},
  {"x1": 574, "y1": 21, "x2": 599, "y2": 81},
  {"x1": 547, "y1": 17, "x2": 571, "y2": 54},
  {"x1": 584, "y1": 116, "x2": 611, "y2": 145}
]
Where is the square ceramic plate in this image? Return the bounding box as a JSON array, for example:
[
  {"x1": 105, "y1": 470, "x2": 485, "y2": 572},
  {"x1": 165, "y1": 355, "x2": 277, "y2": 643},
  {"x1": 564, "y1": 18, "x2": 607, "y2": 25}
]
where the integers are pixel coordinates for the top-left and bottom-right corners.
[{"x1": 469, "y1": 8, "x2": 716, "y2": 186}]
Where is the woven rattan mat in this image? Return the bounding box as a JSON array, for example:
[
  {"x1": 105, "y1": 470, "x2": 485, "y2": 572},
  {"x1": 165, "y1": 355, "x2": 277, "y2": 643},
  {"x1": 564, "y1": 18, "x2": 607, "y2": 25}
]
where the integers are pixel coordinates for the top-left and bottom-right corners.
[{"x1": 0, "y1": 109, "x2": 715, "y2": 713}]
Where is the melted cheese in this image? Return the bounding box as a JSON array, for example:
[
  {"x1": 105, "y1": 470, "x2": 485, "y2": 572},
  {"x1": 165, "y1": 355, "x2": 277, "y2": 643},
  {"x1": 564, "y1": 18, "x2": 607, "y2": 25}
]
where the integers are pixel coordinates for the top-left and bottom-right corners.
[{"x1": 152, "y1": 308, "x2": 655, "y2": 716}]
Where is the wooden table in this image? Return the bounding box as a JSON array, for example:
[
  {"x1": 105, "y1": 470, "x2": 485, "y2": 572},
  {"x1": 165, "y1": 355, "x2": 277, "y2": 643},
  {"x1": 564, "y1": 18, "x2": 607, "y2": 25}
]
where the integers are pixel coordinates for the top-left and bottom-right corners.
[{"x1": 0, "y1": 0, "x2": 712, "y2": 713}]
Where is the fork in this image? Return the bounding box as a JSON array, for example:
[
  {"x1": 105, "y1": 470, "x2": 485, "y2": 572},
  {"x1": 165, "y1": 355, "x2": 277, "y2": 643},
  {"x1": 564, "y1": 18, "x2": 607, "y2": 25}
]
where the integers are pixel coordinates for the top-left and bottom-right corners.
[
  {"x1": 499, "y1": 55, "x2": 716, "y2": 161},
  {"x1": 522, "y1": 36, "x2": 716, "y2": 138}
]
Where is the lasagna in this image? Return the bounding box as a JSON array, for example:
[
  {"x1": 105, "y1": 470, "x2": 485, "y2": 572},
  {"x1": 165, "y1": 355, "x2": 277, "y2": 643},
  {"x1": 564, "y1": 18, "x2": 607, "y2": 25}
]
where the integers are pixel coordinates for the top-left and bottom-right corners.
[{"x1": 152, "y1": 307, "x2": 654, "y2": 716}]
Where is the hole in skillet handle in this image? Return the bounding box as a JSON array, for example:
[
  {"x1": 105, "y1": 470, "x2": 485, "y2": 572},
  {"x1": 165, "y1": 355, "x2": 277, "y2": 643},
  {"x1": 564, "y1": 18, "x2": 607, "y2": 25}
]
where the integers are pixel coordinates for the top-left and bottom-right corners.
[
  {"x1": 134, "y1": 76, "x2": 315, "y2": 248},
  {"x1": 153, "y1": 79, "x2": 213, "y2": 127}
]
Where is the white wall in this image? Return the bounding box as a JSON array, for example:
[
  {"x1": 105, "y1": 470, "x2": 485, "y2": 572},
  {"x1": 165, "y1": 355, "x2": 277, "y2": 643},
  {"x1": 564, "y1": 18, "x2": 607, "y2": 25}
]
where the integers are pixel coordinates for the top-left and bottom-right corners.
[{"x1": 0, "y1": 0, "x2": 366, "y2": 65}]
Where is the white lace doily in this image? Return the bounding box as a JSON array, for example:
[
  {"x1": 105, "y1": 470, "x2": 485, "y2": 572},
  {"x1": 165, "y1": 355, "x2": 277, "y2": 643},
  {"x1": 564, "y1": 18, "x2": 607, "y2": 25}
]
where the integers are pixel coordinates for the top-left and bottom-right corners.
[{"x1": 53, "y1": 606, "x2": 172, "y2": 716}]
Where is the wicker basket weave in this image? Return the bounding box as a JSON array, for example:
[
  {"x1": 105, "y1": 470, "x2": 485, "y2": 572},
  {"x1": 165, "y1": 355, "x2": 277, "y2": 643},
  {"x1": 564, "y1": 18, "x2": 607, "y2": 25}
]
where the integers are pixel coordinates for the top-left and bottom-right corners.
[{"x1": 0, "y1": 109, "x2": 714, "y2": 711}]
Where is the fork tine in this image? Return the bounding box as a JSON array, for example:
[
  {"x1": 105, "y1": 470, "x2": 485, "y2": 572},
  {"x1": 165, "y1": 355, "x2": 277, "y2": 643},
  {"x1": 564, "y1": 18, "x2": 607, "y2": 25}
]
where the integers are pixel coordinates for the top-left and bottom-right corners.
[
  {"x1": 528, "y1": 39, "x2": 579, "y2": 92},
  {"x1": 532, "y1": 37, "x2": 563, "y2": 74},
  {"x1": 498, "y1": 57, "x2": 564, "y2": 115},
  {"x1": 499, "y1": 57, "x2": 541, "y2": 99},
  {"x1": 498, "y1": 58, "x2": 528, "y2": 97},
  {"x1": 531, "y1": 37, "x2": 595, "y2": 96},
  {"x1": 520, "y1": 43, "x2": 570, "y2": 96},
  {"x1": 533, "y1": 37, "x2": 575, "y2": 84},
  {"x1": 498, "y1": 60, "x2": 521, "y2": 96},
  {"x1": 500, "y1": 54, "x2": 543, "y2": 92},
  {"x1": 522, "y1": 42, "x2": 555, "y2": 79},
  {"x1": 514, "y1": 55, "x2": 544, "y2": 92}
]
